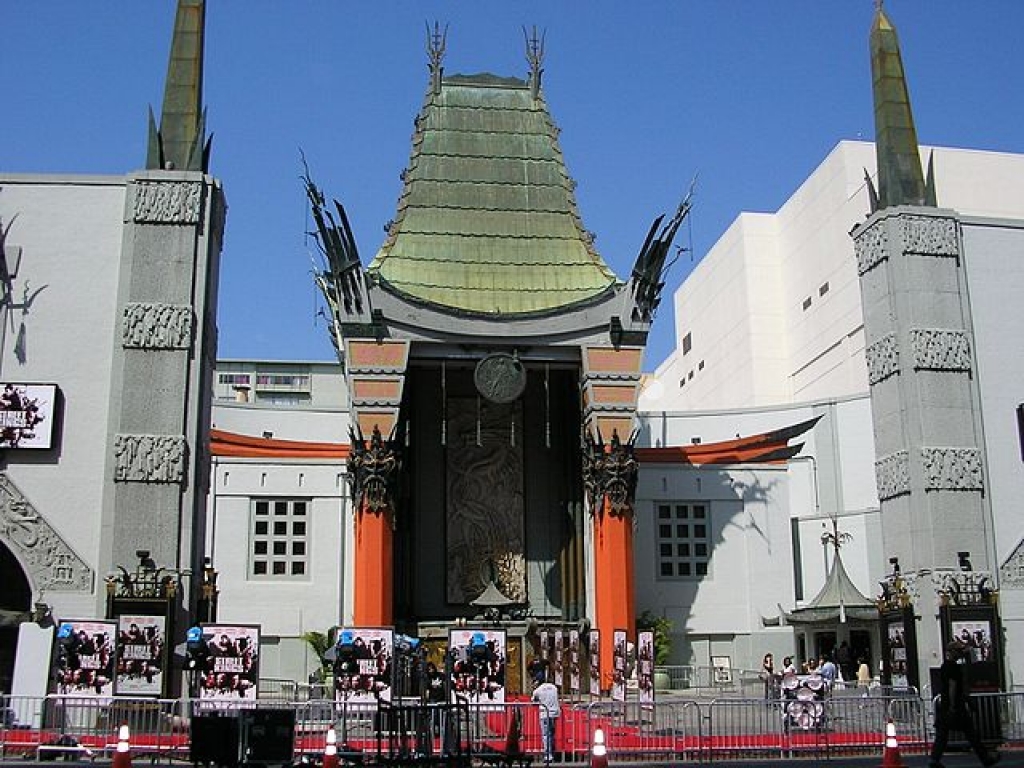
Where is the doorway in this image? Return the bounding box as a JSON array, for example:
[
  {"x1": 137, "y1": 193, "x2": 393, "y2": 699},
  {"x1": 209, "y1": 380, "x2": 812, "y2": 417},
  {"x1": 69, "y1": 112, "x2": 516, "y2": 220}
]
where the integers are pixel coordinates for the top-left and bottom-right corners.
[{"x1": 0, "y1": 541, "x2": 32, "y2": 693}]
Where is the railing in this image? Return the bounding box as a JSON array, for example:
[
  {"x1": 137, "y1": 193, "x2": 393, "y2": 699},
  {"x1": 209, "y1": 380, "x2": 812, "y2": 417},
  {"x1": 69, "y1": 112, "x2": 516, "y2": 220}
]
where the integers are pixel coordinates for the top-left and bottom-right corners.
[{"x1": 2, "y1": 690, "x2": 1021, "y2": 764}]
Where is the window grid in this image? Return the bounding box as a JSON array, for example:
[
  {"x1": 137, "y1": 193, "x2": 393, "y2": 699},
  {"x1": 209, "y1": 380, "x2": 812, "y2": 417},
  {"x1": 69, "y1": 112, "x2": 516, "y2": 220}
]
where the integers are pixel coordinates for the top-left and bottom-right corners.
[
  {"x1": 656, "y1": 503, "x2": 710, "y2": 579},
  {"x1": 250, "y1": 499, "x2": 309, "y2": 579}
]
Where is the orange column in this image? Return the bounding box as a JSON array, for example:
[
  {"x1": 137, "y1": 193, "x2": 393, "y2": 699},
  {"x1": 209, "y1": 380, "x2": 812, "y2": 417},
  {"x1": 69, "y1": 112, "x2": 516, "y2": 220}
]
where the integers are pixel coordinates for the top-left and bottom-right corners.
[
  {"x1": 594, "y1": 496, "x2": 636, "y2": 690},
  {"x1": 353, "y1": 501, "x2": 393, "y2": 626}
]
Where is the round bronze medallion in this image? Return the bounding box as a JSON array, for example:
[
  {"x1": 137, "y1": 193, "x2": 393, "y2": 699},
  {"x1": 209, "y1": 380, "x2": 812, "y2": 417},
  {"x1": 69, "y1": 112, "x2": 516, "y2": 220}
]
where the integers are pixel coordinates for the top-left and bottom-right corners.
[{"x1": 474, "y1": 353, "x2": 527, "y2": 404}]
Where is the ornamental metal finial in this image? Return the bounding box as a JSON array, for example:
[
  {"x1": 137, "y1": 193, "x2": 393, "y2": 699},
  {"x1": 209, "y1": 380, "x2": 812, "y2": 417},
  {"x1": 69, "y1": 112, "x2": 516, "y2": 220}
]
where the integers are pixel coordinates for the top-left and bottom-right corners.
[
  {"x1": 524, "y1": 25, "x2": 546, "y2": 99},
  {"x1": 427, "y1": 21, "x2": 448, "y2": 96}
]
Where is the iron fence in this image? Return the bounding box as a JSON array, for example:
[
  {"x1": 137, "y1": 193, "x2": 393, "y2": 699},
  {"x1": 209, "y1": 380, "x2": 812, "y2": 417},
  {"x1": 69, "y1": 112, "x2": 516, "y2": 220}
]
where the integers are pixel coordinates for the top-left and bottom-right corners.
[{"x1": 2, "y1": 689, "x2": 1020, "y2": 764}]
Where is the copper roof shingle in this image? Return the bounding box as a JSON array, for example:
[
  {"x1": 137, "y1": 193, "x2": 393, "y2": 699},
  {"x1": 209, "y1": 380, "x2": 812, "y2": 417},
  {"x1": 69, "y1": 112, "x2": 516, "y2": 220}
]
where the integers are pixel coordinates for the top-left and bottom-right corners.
[{"x1": 368, "y1": 72, "x2": 619, "y2": 316}]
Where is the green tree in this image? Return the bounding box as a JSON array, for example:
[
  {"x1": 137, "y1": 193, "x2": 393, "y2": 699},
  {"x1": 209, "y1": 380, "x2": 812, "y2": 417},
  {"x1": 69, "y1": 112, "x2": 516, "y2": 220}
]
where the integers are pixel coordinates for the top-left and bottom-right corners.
[
  {"x1": 636, "y1": 611, "x2": 673, "y2": 665},
  {"x1": 302, "y1": 630, "x2": 332, "y2": 681}
]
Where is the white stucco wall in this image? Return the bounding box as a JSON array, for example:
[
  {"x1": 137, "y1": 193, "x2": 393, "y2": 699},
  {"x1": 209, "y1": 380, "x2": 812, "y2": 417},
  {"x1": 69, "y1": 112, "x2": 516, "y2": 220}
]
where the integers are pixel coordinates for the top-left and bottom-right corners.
[{"x1": 0, "y1": 176, "x2": 127, "y2": 619}]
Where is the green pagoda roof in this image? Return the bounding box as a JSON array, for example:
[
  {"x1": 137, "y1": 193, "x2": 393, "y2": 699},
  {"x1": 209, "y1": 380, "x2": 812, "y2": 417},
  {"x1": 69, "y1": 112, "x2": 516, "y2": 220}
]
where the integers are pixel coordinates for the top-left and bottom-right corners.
[{"x1": 367, "y1": 72, "x2": 619, "y2": 316}]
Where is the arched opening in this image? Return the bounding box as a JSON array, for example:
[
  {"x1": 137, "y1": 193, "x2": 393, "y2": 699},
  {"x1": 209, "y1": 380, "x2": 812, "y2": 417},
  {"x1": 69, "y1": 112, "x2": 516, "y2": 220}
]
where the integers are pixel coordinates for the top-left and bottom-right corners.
[{"x1": 0, "y1": 540, "x2": 32, "y2": 693}]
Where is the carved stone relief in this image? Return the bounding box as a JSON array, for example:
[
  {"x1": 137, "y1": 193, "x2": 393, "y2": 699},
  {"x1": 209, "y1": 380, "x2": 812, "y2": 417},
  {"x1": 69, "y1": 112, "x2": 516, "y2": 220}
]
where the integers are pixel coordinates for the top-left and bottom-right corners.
[
  {"x1": 854, "y1": 221, "x2": 889, "y2": 275},
  {"x1": 921, "y1": 447, "x2": 983, "y2": 492},
  {"x1": 899, "y1": 216, "x2": 958, "y2": 257},
  {"x1": 122, "y1": 303, "x2": 193, "y2": 349},
  {"x1": 866, "y1": 333, "x2": 900, "y2": 384},
  {"x1": 909, "y1": 329, "x2": 972, "y2": 372},
  {"x1": 1001, "y1": 538, "x2": 1024, "y2": 588},
  {"x1": 0, "y1": 473, "x2": 92, "y2": 592},
  {"x1": 875, "y1": 450, "x2": 910, "y2": 500},
  {"x1": 131, "y1": 181, "x2": 203, "y2": 224},
  {"x1": 113, "y1": 434, "x2": 188, "y2": 484}
]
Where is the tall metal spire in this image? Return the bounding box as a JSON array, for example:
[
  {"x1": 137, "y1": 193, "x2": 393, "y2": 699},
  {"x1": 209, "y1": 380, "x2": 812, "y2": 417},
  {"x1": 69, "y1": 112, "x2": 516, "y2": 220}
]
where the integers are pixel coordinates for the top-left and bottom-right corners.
[
  {"x1": 866, "y1": 4, "x2": 935, "y2": 211},
  {"x1": 147, "y1": 0, "x2": 210, "y2": 172}
]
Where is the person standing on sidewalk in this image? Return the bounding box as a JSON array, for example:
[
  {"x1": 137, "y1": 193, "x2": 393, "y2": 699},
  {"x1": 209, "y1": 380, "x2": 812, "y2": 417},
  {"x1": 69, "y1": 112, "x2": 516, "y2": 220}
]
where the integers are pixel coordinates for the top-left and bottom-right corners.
[
  {"x1": 532, "y1": 674, "x2": 560, "y2": 765},
  {"x1": 930, "y1": 640, "x2": 1000, "y2": 768}
]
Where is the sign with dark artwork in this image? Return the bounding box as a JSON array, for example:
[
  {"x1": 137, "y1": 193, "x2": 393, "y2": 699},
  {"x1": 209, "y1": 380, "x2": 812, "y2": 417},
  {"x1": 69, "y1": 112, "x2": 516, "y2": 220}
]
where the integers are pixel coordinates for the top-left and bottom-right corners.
[
  {"x1": 115, "y1": 615, "x2": 166, "y2": 696},
  {"x1": 939, "y1": 604, "x2": 1004, "y2": 693},
  {"x1": 54, "y1": 620, "x2": 116, "y2": 697},
  {"x1": 881, "y1": 606, "x2": 918, "y2": 690},
  {"x1": 449, "y1": 628, "x2": 506, "y2": 705},
  {"x1": 568, "y1": 629, "x2": 581, "y2": 694},
  {"x1": 637, "y1": 630, "x2": 655, "y2": 704},
  {"x1": 552, "y1": 629, "x2": 564, "y2": 688},
  {"x1": 333, "y1": 627, "x2": 393, "y2": 705},
  {"x1": 0, "y1": 383, "x2": 57, "y2": 449},
  {"x1": 198, "y1": 624, "x2": 260, "y2": 701},
  {"x1": 588, "y1": 629, "x2": 601, "y2": 696},
  {"x1": 611, "y1": 629, "x2": 627, "y2": 702}
]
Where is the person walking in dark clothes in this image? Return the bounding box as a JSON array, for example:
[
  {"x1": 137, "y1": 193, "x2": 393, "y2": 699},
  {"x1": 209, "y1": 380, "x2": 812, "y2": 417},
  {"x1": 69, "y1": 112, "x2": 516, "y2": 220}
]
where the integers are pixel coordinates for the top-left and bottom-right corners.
[{"x1": 930, "y1": 640, "x2": 1000, "y2": 767}]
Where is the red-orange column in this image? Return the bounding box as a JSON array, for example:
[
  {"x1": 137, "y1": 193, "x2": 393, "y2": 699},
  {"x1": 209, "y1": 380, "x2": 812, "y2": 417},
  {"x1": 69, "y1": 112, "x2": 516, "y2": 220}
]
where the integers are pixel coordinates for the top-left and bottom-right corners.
[
  {"x1": 353, "y1": 500, "x2": 393, "y2": 626},
  {"x1": 594, "y1": 497, "x2": 636, "y2": 690}
]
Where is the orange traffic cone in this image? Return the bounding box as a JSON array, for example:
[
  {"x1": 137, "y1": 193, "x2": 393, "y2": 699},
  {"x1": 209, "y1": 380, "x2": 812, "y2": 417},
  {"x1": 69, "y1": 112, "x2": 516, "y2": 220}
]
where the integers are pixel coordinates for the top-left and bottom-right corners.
[
  {"x1": 591, "y1": 728, "x2": 608, "y2": 768},
  {"x1": 323, "y1": 726, "x2": 339, "y2": 768},
  {"x1": 112, "y1": 724, "x2": 131, "y2": 768},
  {"x1": 880, "y1": 718, "x2": 906, "y2": 768}
]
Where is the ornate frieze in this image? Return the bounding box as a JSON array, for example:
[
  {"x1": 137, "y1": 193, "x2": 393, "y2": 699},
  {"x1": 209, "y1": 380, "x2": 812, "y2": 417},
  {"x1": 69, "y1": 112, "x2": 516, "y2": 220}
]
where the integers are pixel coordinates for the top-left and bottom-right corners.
[
  {"x1": 854, "y1": 221, "x2": 889, "y2": 275},
  {"x1": 866, "y1": 333, "x2": 900, "y2": 384},
  {"x1": 131, "y1": 181, "x2": 204, "y2": 224},
  {"x1": 113, "y1": 434, "x2": 188, "y2": 484},
  {"x1": 921, "y1": 447, "x2": 983, "y2": 492},
  {"x1": 875, "y1": 451, "x2": 910, "y2": 500},
  {"x1": 909, "y1": 329, "x2": 972, "y2": 372},
  {"x1": 899, "y1": 215, "x2": 958, "y2": 257},
  {"x1": 582, "y1": 428, "x2": 638, "y2": 517},
  {"x1": 0, "y1": 473, "x2": 92, "y2": 592},
  {"x1": 122, "y1": 303, "x2": 193, "y2": 349}
]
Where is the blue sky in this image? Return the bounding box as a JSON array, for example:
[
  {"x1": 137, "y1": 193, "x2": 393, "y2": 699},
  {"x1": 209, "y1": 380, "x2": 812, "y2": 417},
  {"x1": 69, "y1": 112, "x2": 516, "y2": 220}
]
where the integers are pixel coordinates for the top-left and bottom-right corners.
[{"x1": 5, "y1": 2, "x2": 1022, "y2": 369}]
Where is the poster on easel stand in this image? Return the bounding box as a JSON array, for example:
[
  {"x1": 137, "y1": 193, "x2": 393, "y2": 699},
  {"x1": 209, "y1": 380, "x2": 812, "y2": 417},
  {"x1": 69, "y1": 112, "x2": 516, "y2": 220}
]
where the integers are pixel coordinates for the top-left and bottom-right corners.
[
  {"x1": 611, "y1": 629, "x2": 627, "y2": 702},
  {"x1": 198, "y1": 624, "x2": 260, "y2": 701},
  {"x1": 449, "y1": 628, "x2": 506, "y2": 706},
  {"x1": 588, "y1": 629, "x2": 601, "y2": 697},
  {"x1": 568, "y1": 629, "x2": 581, "y2": 695},
  {"x1": 552, "y1": 629, "x2": 564, "y2": 689},
  {"x1": 115, "y1": 615, "x2": 166, "y2": 696},
  {"x1": 54, "y1": 620, "x2": 116, "y2": 697},
  {"x1": 637, "y1": 630, "x2": 654, "y2": 704},
  {"x1": 332, "y1": 627, "x2": 394, "y2": 705}
]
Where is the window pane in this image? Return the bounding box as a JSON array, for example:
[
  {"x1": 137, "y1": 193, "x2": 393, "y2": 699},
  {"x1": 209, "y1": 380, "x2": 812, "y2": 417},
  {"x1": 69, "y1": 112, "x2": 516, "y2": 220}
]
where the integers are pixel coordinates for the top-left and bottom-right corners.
[
  {"x1": 658, "y1": 505, "x2": 671, "y2": 519},
  {"x1": 676, "y1": 524, "x2": 689, "y2": 538},
  {"x1": 696, "y1": 562, "x2": 708, "y2": 576},
  {"x1": 274, "y1": 521, "x2": 287, "y2": 535},
  {"x1": 660, "y1": 563, "x2": 673, "y2": 577},
  {"x1": 693, "y1": 505, "x2": 706, "y2": 518},
  {"x1": 293, "y1": 541, "x2": 306, "y2": 556},
  {"x1": 695, "y1": 525, "x2": 707, "y2": 538},
  {"x1": 255, "y1": 501, "x2": 269, "y2": 516},
  {"x1": 273, "y1": 541, "x2": 286, "y2": 555},
  {"x1": 678, "y1": 543, "x2": 690, "y2": 557},
  {"x1": 274, "y1": 501, "x2": 288, "y2": 516},
  {"x1": 294, "y1": 501, "x2": 307, "y2": 515},
  {"x1": 696, "y1": 543, "x2": 708, "y2": 557},
  {"x1": 254, "y1": 541, "x2": 267, "y2": 555},
  {"x1": 660, "y1": 544, "x2": 672, "y2": 557},
  {"x1": 255, "y1": 521, "x2": 268, "y2": 535},
  {"x1": 675, "y1": 505, "x2": 688, "y2": 519},
  {"x1": 273, "y1": 561, "x2": 286, "y2": 575},
  {"x1": 293, "y1": 521, "x2": 307, "y2": 536},
  {"x1": 680, "y1": 563, "x2": 692, "y2": 576},
  {"x1": 292, "y1": 562, "x2": 306, "y2": 575},
  {"x1": 659, "y1": 524, "x2": 671, "y2": 538},
  {"x1": 254, "y1": 561, "x2": 267, "y2": 575}
]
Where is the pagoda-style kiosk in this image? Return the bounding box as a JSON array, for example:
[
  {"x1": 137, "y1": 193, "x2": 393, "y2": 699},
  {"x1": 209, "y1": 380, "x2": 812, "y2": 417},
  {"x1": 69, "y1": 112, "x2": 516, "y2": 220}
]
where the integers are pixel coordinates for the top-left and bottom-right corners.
[{"x1": 309, "y1": 28, "x2": 688, "y2": 688}]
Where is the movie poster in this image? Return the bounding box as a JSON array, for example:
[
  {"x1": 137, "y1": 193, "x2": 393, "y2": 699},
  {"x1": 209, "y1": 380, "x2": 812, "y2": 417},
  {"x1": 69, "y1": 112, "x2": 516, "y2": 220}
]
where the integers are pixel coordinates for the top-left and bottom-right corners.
[
  {"x1": 449, "y1": 629, "x2": 506, "y2": 705},
  {"x1": 611, "y1": 629, "x2": 627, "y2": 702},
  {"x1": 568, "y1": 629, "x2": 581, "y2": 694},
  {"x1": 886, "y1": 620, "x2": 908, "y2": 688},
  {"x1": 552, "y1": 629, "x2": 564, "y2": 689},
  {"x1": 115, "y1": 615, "x2": 166, "y2": 696},
  {"x1": 333, "y1": 627, "x2": 393, "y2": 704},
  {"x1": 54, "y1": 620, "x2": 116, "y2": 697},
  {"x1": 637, "y1": 630, "x2": 655, "y2": 704},
  {"x1": 199, "y1": 624, "x2": 260, "y2": 700},
  {"x1": 588, "y1": 629, "x2": 601, "y2": 696},
  {"x1": 539, "y1": 629, "x2": 549, "y2": 663},
  {"x1": 951, "y1": 620, "x2": 994, "y2": 663}
]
